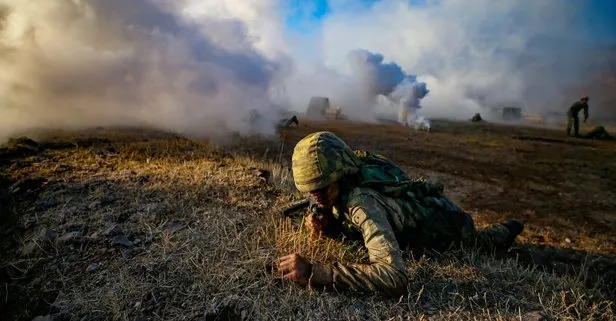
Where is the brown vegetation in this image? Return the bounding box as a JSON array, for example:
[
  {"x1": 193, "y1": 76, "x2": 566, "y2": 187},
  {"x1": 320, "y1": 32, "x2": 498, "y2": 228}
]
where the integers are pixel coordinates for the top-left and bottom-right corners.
[{"x1": 1, "y1": 119, "x2": 615, "y2": 320}]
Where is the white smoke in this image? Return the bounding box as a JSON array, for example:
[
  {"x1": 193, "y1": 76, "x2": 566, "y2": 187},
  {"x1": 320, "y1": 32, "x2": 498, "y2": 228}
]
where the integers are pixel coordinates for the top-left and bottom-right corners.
[
  {"x1": 277, "y1": 48, "x2": 429, "y2": 122},
  {"x1": 280, "y1": 0, "x2": 609, "y2": 121},
  {"x1": 1, "y1": 0, "x2": 611, "y2": 142},
  {"x1": 0, "y1": 0, "x2": 288, "y2": 142}
]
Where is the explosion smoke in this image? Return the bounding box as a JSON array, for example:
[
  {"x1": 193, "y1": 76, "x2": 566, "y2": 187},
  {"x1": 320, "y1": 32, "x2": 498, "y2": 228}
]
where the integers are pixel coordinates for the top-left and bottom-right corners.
[
  {"x1": 0, "y1": 0, "x2": 285, "y2": 142},
  {"x1": 1, "y1": 0, "x2": 613, "y2": 142}
]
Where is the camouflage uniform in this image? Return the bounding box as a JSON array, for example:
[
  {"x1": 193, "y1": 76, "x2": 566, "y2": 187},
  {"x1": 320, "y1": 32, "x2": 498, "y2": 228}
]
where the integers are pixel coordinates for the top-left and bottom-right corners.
[
  {"x1": 292, "y1": 131, "x2": 521, "y2": 297},
  {"x1": 566, "y1": 99, "x2": 589, "y2": 137}
]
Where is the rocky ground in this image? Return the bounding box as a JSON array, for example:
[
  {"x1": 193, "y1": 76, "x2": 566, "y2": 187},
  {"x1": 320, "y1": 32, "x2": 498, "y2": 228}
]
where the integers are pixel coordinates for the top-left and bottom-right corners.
[{"x1": 1, "y1": 119, "x2": 615, "y2": 321}]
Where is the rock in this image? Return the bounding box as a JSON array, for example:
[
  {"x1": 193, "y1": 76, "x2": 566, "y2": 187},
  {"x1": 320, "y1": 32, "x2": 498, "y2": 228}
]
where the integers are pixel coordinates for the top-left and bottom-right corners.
[
  {"x1": 86, "y1": 263, "x2": 100, "y2": 272},
  {"x1": 111, "y1": 235, "x2": 133, "y2": 247},
  {"x1": 164, "y1": 220, "x2": 187, "y2": 233},
  {"x1": 565, "y1": 238, "x2": 572, "y2": 243}
]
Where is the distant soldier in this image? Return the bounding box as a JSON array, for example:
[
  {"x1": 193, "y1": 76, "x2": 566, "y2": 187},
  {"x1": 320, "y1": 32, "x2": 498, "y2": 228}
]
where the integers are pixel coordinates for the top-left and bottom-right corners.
[
  {"x1": 277, "y1": 115, "x2": 299, "y2": 129},
  {"x1": 566, "y1": 96, "x2": 590, "y2": 137},
  {"x1": 471, "y1": 113, "x2": 483, "y2": 122}
]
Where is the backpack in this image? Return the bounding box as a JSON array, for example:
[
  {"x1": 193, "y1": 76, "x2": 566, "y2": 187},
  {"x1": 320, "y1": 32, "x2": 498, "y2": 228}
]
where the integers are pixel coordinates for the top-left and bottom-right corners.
[
  {"x1": 350, "y1": 150, "x2": 468, "y2": 250},
  {"x1": 328, "y1": 150, "x2": 448, "y2": 242},
  {"x1": 353, "y1": 150, "x2": 444, "y2": 199}
]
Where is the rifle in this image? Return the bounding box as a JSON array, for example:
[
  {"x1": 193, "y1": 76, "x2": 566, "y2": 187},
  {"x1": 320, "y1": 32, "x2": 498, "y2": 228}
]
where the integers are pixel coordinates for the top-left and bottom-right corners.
[
  {"x1": 281, "y1": 197, "x2": 356, "y2": 239},
  {"x1": 281, "y1": 198, "x2": 328, "y2": 222},
  {"x1": 281, "y1": 198, "x2": 311, "y2": 218}
]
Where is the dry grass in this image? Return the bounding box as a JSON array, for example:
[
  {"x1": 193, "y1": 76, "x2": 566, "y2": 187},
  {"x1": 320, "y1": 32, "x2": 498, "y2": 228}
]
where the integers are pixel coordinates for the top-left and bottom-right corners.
[{"x1": 1, "y1": 120, "x2": 615, "y2": 321}]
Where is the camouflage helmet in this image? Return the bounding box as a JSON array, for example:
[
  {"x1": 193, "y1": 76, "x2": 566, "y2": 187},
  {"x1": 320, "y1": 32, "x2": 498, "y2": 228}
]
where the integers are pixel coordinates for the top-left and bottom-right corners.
[
  {"x1": 292, "y1": 131, "x2": 362, "y2": 192},
  {"x1": 581, "y1": 96, "x2": 590, "y2": 101}
]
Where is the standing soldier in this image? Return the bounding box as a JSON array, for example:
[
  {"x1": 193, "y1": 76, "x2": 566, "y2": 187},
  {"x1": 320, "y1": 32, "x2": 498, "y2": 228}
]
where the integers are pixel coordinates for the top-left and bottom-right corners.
[
  {"x1": 278, "y1": 131, "x2": 524, "y2": 297},
  {"x1": 566, "y1": 96, "x2": 590, "y2": 137}
]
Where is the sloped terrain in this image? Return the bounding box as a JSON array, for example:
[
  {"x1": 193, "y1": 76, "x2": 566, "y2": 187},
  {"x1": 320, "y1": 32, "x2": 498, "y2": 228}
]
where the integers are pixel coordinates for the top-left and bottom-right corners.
[{"x1": 1, "y1": 119, "x2": 615, "y2": 321}]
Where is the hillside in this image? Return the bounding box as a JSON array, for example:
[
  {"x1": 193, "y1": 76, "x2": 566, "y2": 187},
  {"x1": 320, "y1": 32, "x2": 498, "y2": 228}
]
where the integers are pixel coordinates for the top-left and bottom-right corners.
[{"x1": 1, "y1": 119, "x2": 615, "y2": 321}]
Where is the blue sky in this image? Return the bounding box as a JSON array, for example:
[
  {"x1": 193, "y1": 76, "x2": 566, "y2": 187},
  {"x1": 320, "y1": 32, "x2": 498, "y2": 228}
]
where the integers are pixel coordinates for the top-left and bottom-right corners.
[
  {"x1": 577, "y1": 0, "x2": 616, "y2": 45},
  {"x1": 284, "y1": 0, "x2": 616, "y2": 46}
]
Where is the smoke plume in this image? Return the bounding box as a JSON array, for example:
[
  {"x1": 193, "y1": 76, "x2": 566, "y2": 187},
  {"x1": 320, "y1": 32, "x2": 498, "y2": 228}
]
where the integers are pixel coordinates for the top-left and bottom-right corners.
[
  {"x1": 281, "y1": 0, "x2": 615, "y2": 121},
  {"x1": 1, "y1": 0, "x2": 614, "y2": 142},
  {"x1": 0, "y1": 0, "x2": 286, "y2": 142}
]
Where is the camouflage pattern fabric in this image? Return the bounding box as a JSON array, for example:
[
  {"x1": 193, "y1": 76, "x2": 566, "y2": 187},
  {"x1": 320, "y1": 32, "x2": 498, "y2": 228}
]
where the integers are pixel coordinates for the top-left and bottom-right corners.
[
  {"x1": 292, "y1": 132, "x2": 514, "y2": 296},
  {"x1": 292, "y1": 131, "x2": 362, "y2": 193}
]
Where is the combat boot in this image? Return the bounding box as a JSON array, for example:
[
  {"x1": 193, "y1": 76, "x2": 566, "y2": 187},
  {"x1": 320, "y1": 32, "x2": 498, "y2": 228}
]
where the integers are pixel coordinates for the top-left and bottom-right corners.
[{"x1": 501, "y1": 219, "x2": 524, "y2": 249}]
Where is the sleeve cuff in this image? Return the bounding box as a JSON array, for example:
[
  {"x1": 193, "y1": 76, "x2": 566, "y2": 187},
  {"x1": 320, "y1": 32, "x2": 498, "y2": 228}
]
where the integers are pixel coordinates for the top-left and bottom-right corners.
[{"x1": 308, "y1": 262, "x2": 333, "y2": 289}]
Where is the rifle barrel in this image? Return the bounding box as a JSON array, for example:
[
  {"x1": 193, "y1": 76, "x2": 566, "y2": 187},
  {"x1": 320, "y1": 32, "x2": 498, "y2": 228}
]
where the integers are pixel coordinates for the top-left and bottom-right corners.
[{"x1": 282, "y1": 199, "x2": 310, "y2": 217}]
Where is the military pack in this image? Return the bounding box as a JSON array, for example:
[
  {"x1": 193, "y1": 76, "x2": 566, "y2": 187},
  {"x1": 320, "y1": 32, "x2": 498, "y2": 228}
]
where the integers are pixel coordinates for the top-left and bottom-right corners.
[{"x1": 353, "y1": 149, "x2": 444, "y2": 200}]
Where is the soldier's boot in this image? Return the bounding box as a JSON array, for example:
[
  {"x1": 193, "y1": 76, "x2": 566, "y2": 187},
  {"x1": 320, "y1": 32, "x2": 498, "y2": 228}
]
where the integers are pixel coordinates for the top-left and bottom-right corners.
[{"x1": 501, "y1": 219, "x2": 524, "y2": 249}]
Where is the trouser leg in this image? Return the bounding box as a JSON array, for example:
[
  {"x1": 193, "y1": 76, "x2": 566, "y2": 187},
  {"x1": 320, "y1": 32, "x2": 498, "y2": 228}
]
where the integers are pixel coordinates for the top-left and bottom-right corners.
[
  {"x1": 406, "y1": 196, "x2": 517, "y2": 253},
  {"x1": 573, "y1": 116, "x2": 580, "y2": 136},
  {"x1": 566, "y1": 116, "x2": 573, "y2": 136},
  {"x1": 458, "y1": 212, "x2": 514, "y2": 252}
]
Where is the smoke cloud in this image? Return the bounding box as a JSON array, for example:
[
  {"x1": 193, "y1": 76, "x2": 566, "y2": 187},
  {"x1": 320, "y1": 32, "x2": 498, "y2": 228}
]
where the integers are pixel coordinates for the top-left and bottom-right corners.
[
  {"x1": 1, "y1": 0, "x2": 614, "y2": 142},
  {"x1": 0, "y1": 0, "x2": 287, "y2": 142},
  {"x1": 281, "y1": 0, "x2": 615, "y2": 121}
]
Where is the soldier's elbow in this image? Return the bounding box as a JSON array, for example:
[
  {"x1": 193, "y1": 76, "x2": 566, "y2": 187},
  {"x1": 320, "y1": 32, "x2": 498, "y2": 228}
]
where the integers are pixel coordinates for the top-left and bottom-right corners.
[
  {"x1": 387, "y1": 283, "x2": 407, "y2": 298},
  {"x1": 383, "y1": 271, "x2": 408, "y2": 298}
]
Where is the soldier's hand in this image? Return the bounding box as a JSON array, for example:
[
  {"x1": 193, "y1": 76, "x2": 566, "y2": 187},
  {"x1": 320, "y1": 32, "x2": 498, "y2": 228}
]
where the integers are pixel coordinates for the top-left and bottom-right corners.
[
  {"x1": 278, "y1": 253, "x2": 312, "y2": 286},
  {"x1": 305, "y1": 214, "x2": 325, "y2": 237}
]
